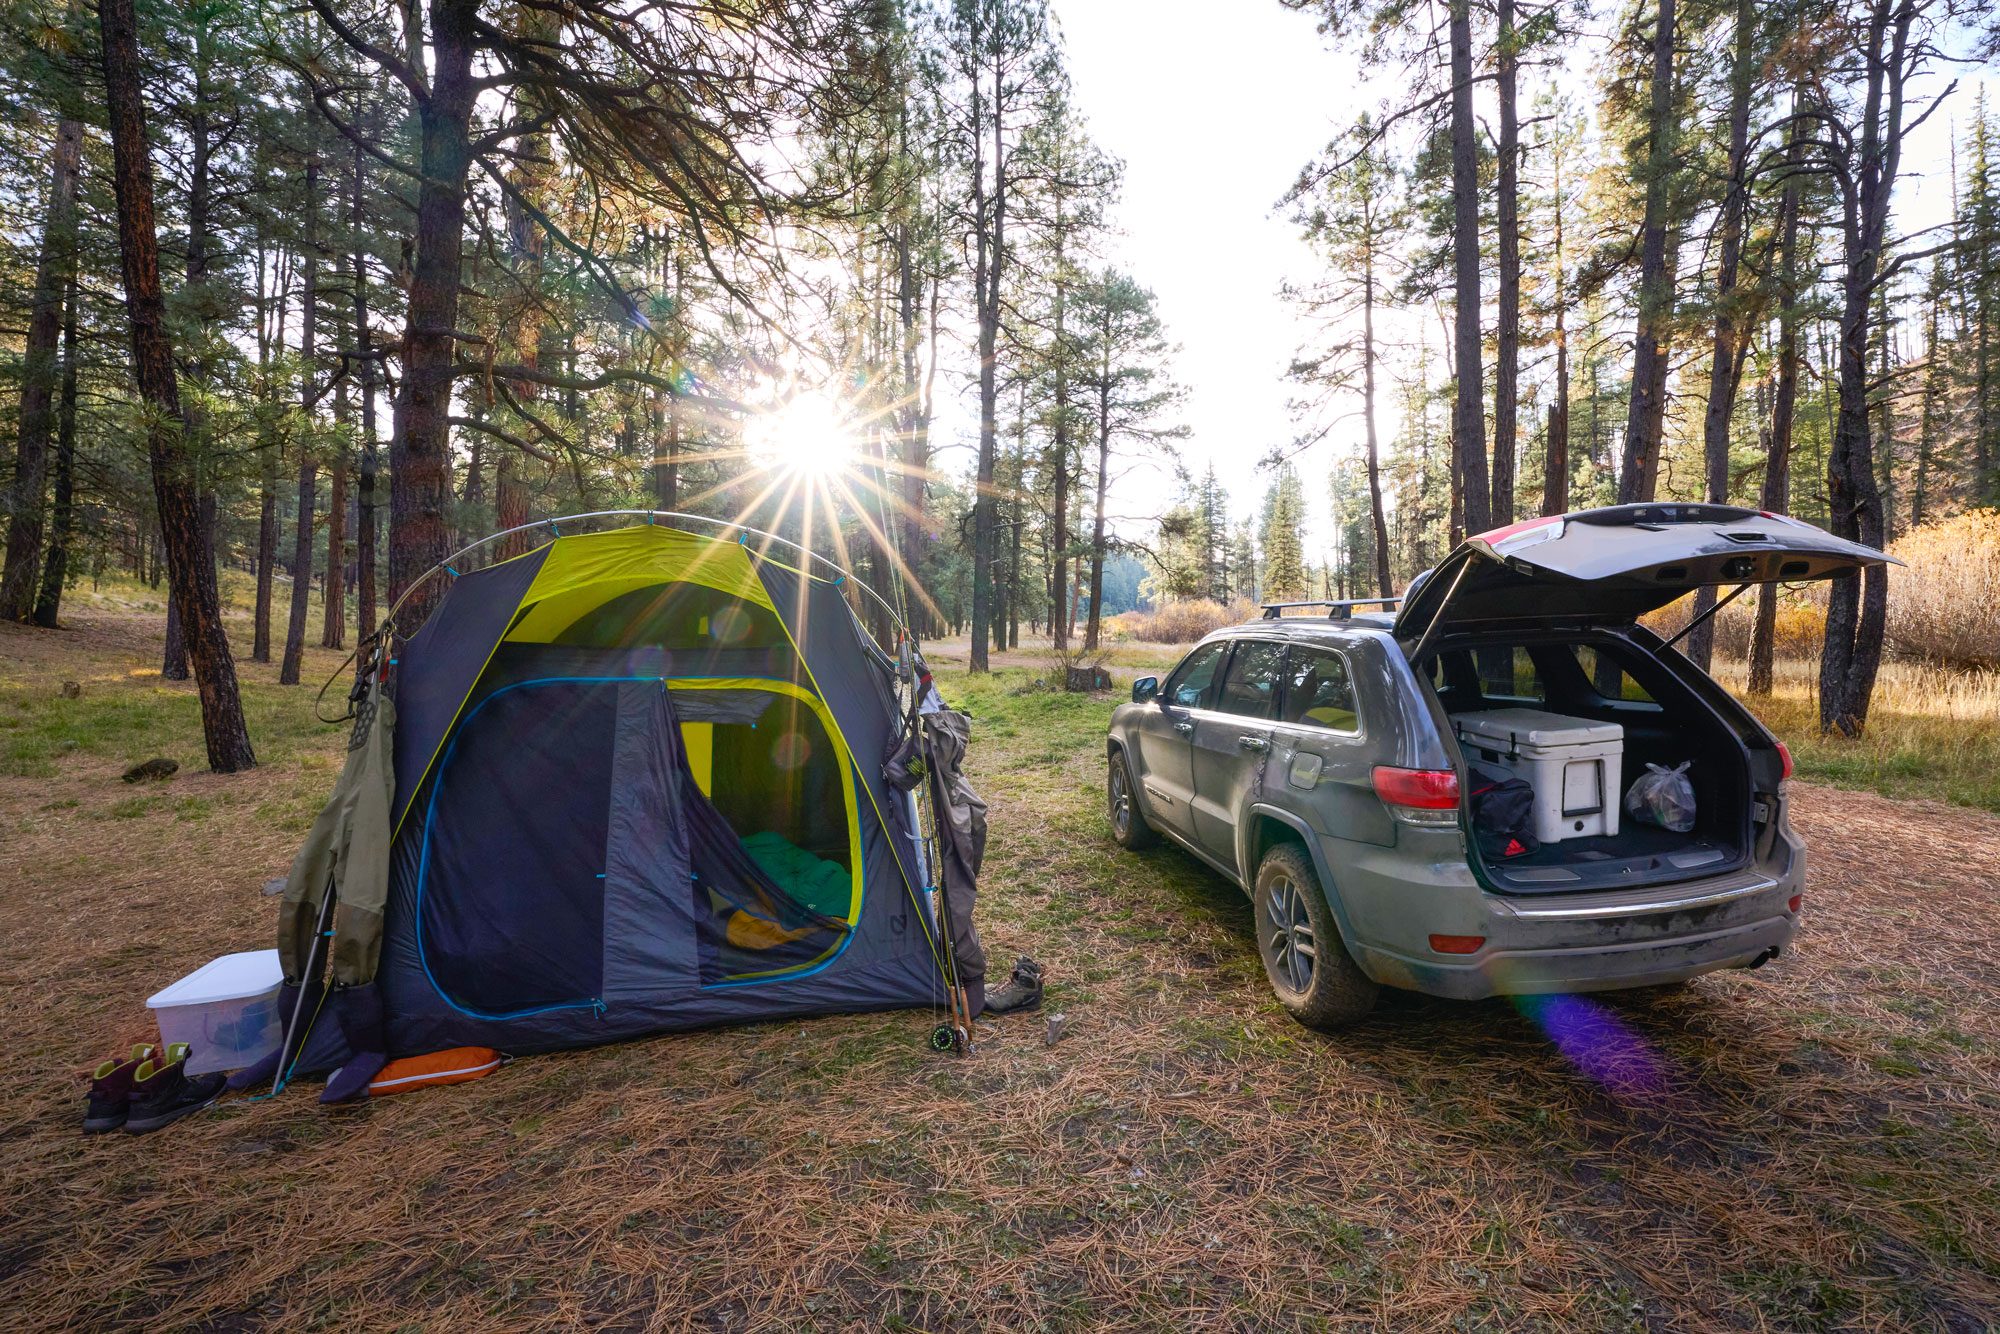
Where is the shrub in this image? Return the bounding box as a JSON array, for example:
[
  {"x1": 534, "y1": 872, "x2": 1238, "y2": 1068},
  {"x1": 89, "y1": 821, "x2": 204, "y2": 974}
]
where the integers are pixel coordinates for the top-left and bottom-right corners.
[
  {"x1": 1884, "y1": 510, "x2": 2000, "y2": 671},
  {"x1": 1109, "y1": 598, "x2": 1259, "y2": 644}
]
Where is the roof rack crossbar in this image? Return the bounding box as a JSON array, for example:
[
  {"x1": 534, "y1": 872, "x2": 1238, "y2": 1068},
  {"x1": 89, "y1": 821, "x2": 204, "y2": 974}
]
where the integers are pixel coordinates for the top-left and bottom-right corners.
[{"x1": 1260, "y1": 597, "x2": 1404, "y2": 620}]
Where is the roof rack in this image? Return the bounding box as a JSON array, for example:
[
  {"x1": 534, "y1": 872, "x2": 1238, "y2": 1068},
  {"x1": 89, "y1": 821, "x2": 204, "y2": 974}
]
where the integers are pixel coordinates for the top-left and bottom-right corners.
[{"x1": 1260, "y1": 597, "x2": 1404, "y2": 620}]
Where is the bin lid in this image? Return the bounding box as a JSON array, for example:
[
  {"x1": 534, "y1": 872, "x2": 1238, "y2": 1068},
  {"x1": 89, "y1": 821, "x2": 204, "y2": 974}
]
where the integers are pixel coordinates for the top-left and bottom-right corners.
[
  {"x1": 1454, "y1": 708, "x2": 1623, "y2": 749},
  {"x1": 146, "y1": 949, "x2": 282, "y2": 1009}
]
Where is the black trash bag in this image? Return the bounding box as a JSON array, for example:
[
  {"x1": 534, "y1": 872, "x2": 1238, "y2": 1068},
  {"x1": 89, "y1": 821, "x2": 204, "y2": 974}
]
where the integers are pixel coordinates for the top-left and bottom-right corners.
[{"x1": 1467, "y1": 764, "x2": 1539, "y2": 860}]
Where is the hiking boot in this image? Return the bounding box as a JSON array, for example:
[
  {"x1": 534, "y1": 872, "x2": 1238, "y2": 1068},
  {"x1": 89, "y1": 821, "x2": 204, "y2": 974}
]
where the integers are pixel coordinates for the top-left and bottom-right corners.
[
  {"x1": 984, "y1": 956, "x2": 1044, "y2": 1015},
  {"x1": 83, "y1": 1043, "x2": 156, "y2": 1133},
  {"x1": 124, "y1": 1043, "x2": 226, "y2": 1134}
]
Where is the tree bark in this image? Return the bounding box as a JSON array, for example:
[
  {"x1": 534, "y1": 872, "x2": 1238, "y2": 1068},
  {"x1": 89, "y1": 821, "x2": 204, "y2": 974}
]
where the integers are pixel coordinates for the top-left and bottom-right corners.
[
  {"x1": 1818, "y1": 0, "x2": 1907, "y2": 738},
  {"x1": 352, "y1": 133, "x2": 379, "y2": 642},
  {"x1": 253, "y1": 451, "x2": 278, "y2": 661},
  {"x1": 1449, "y1": 0, "x2": 1490, "y2": 536},
  {"x1": 322, "y1": 393, "x2": 348, "y2": 649},
  {"x1": 32, "y1": 273, "x2": 81, "y2": 628},
  {"x1": 1492, "y1": 0, "x2": 1520, "y2": 527},
  {"x1": 1685, "y1": 0, "x2": 1756, "y2": 671},
  {"x1": 1618, "y1": 0, "x2": 1678, "y2": 504},
  {"x1": 1544, "y1": 150, "x2": 1570, "y2": 517},
  {"x1": 98, "y1": 0, "x2": 254, "y2": 769},
  {"x1": 969, "y1": 44, "x2": 1004, "y2": 672},
  {"x1": 1362, "y1": 247, "x2": 1392, "y2": 597},
  {"x1": 0, "y1": 114, "x2": 84, "y2": 620},
  {"x1": 389, "y1": 0, "x2": 480, "y2": 627},
  {"x1": 281, "y1": 156, "x2": 320, "y2": 687}
]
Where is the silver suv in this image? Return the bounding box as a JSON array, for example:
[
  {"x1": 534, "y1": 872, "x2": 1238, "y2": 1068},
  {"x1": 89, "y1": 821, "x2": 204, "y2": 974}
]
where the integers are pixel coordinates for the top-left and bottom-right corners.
[{"x1": 1105, "y1": 504, "x2": 1891, "y2": 1029}]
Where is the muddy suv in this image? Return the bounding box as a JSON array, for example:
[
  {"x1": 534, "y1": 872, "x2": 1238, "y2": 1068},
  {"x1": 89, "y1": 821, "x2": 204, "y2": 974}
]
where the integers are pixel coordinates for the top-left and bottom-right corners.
[{"x1": 1104, "y1": 503, "x2": 1892, "y2": 1029}]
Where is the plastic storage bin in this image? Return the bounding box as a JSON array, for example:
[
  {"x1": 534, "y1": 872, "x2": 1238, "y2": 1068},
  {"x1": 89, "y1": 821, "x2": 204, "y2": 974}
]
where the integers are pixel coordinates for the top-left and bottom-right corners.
[
  {"x1": 145, "y1": 949, "x2": 283, "y2": 1075},
  {"x1": 1454, "y1": 708, "x2": 1623, "y2": 844}
]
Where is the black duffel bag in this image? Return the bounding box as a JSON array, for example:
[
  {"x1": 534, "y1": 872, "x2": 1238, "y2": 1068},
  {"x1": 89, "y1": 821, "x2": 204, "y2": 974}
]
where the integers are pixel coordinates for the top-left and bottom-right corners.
[{"x1": 1467, "y1": 764, "x2": 1540, "y2": 860}]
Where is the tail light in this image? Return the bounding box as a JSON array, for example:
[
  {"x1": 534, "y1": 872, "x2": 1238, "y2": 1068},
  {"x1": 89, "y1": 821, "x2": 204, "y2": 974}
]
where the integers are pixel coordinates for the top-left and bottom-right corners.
[
  {"x1": 1788, "y1": 894, "x2": 1802, "y2": 913},
  {"x1": 1776, "y1": 740, "x2": 1794, "y2": 780},
  {"x1": 1428, "y1": 934, "x2": 1485, "y2": 955},
  {"x1": 1373, "y1": 766, "x2": 1460, "y2": 826}
]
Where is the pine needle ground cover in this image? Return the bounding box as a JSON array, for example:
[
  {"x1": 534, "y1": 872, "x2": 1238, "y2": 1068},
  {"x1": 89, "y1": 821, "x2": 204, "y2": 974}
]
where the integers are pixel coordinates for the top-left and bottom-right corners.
[{"x1": 2, "y1": 616, "x2": 1997, "y2": 1329}]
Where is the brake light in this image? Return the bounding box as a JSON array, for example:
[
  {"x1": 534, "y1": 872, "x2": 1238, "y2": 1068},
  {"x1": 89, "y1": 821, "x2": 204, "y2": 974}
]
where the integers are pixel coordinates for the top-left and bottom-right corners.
[
  {"x1": 1429, "y1": 934, "x2": 1486, "y2": 955},
  {"x1": 1776, "y1": 740, "x2": 1794, "y2": 780},
  {"x1": 1373, "y1": 766, "x2": 1461, "y2": 826},
  {"x1": 1787, "y1": 894, "x2": 1802, "y2": 913},
  {"x1": 1373, "y1": 766, "x2": 1459, "y2": 808}
]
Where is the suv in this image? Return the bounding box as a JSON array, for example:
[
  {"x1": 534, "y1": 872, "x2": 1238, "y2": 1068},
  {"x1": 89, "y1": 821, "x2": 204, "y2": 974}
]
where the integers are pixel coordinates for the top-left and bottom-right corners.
[{"x1": 1104, "y1": 504, "x2": 1892, "y2": 1029}]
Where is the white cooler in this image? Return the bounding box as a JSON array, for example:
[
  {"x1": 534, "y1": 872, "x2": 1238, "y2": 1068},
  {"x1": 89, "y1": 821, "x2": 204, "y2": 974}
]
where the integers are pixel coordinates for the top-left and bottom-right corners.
[{"x1": 1454, "y1": 708, "x2": 1623, "y2": 844}]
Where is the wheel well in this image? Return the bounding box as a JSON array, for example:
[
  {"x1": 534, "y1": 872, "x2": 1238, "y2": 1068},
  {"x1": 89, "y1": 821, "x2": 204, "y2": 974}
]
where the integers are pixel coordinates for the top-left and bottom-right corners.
[{"x1": 1247, "y1": 812, "x2": 1306, "y2": 875}]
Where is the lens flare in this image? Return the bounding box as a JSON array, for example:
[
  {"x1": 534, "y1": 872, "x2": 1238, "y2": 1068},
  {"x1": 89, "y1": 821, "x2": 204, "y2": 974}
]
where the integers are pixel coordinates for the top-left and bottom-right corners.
[
  {"x1": 1511, "y1": 993, "x2": 1669, "y2": 1100},
  {"x1": 745, "y1": 388, "x2": 858, "y2": 479}
]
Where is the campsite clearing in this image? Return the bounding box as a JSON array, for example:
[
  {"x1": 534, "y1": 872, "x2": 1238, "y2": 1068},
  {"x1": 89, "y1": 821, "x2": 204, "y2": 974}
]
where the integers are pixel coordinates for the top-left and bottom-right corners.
[{"x1": 3, "y1": 612, "x2": 1998, "y2": 1329}]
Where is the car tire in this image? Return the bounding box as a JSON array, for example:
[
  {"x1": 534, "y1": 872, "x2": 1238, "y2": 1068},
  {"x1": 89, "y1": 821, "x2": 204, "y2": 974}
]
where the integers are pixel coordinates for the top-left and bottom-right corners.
[
  {"x1": 1107, "y1": 749, "x2": 1158, "y2": 850},
  {"x1": 1254, "y1": 841, "x2": 1378, "y2": 1030}
]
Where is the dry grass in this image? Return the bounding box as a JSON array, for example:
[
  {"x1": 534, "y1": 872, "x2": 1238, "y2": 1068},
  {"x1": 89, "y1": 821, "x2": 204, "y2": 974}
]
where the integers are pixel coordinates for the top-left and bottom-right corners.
[
  {"x1": 1, "y1": 618, "x2": 1998, "y2": 1328},
  {"x1": 1107, "y1": 598, "x2": 1261, "y2": 645},
  {"x1": 1717, "y1": 656, "x2": 2000, "y2": 811}
]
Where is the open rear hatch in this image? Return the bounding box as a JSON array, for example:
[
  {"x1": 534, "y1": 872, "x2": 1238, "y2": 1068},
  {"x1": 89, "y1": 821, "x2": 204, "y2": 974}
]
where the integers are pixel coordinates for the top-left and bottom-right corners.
[{"x1": 1394, "y1": 503, "x2": 1896, "y2": 646}]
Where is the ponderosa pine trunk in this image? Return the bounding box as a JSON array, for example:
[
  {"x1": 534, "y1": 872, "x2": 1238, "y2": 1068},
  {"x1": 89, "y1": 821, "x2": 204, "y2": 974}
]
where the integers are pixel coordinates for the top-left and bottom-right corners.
[
  {"x1": 1492, "y1": 0, "x2": 1520, "y2": 528},
  {"x1": 389, "y1": 0, "x2": 479, "y2": 628},
  {"x1": 969, "y1": 48, "x2": 1004, "y2": 673},
  {"x1": 0, "y1": 113, "x2": 84, "y2": 621},
  {"x1": 1449, "y1": 0, "x2": 1490, "y2": 537},
  {"x1": 1684, "y1": 0, "x2": 1756, "y2": 671},
  {"x1": 1749, "y1": 133, "x2": 1801, "y2": 696},
  {"x1": 351, "y1": 131, "x2": 379, "y2": 643},
  {"x1": 32, "y1": 272, "x2": 81, "y2": 628},
  {"x1": 1084, "y1": 318, "x2": 1113, "y2": 651},
  {"x1": 1362, "y1": 248, "x2": 1392, "y2": 598},
  {"x1": 322, "y1": 392, "x2": 348, "y2": 649},
  {"x1": 1818, "y1": 0, "x2": 1907, "y2": 738},
  {"x1": 1618, "y1": 0, "x2": 1678, "y2": 504},
  {"x1": 98, "y1": 0, "x2": 253, "y2": 769},
  {"x1": 281, "y1": 155, "x2": 319, "y2": 688}
]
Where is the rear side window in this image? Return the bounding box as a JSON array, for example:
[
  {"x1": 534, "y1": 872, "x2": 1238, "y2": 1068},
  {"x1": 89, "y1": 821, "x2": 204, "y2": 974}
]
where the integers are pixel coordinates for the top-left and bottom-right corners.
[
  {"x1": 1280, "y1": 647, "x2": 1359, "y2": 733},
  {"x1": 1216, "y1": 641, "x2": 1286, "y2": 718},
  {"x1": 1165, "y1": 642, "x2": 1228, "y2": 708},
  {"x1": 1572, "y1": 645, "x2": 1657, "y2": 703}
]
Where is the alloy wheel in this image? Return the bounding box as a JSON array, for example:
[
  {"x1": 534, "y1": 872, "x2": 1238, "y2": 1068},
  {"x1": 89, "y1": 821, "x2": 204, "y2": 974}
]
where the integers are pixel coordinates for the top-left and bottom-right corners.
[
  {"x1": 1109, "y1": 762, "x2": 1131, "y2": 838},
  {"x1": 1264, "y1": 873, "x2": 1316, "y2": 995}
]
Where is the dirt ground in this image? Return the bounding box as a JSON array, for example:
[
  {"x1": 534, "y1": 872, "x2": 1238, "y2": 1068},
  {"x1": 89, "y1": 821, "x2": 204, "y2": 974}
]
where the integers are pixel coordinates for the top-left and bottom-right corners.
[{"x1": 2, "y1": 613, "x2": 1997, "y2": 1330}]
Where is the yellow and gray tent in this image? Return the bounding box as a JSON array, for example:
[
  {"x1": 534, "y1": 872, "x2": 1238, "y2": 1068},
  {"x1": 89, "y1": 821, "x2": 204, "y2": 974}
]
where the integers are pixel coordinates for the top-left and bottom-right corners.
[{"x1": 341, "y1": 521, "x2": 979, "y2": 1057}]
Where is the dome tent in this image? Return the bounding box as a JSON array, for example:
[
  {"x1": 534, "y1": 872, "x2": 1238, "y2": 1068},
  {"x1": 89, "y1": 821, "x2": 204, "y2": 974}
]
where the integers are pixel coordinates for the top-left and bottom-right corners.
[{"x1": 255, "y1": 515, "x2": 984, "y2": 1098}]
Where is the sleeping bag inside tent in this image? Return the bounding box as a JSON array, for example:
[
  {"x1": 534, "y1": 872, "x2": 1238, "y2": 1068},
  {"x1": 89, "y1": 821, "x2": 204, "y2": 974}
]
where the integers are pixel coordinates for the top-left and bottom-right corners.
[{"x1": 309, "y1": 522, "x2": 980, "y2": 1061}]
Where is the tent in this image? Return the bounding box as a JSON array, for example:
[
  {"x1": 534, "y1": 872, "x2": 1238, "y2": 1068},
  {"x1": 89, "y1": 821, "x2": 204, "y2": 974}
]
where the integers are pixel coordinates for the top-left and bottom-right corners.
[{"x1": 257, "y1": 517, "x2": 984, "y2": 1096}]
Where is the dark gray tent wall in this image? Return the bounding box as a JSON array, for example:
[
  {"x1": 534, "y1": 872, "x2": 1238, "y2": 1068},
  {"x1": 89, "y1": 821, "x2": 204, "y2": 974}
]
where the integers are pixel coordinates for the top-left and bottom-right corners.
[{"x1": 370, "y1": 542, "x2": 961, "y2": 1058}]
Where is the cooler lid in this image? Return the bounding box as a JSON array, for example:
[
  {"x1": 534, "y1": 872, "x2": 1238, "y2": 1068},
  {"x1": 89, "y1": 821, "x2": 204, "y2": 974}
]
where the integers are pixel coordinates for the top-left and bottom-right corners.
[
  {"x1": 1454, "y1": 708, "x2": 1624, "y2": 749},
  {"x1": 146, "y1": 949, "x2": 282, "y2": 1009}
]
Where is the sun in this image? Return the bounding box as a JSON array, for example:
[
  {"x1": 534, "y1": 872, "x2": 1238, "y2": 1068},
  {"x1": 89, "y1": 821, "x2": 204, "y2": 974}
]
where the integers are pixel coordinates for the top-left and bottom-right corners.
[{"x1": 745, "y1": 387, "x2": 860, "y2": 478}]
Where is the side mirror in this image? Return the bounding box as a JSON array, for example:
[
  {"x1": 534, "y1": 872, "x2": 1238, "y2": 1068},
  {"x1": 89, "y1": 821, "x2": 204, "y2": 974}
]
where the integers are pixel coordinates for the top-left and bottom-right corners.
[{"x1": 1132, "y1": 676, "x2": 1159, "y2": 704}]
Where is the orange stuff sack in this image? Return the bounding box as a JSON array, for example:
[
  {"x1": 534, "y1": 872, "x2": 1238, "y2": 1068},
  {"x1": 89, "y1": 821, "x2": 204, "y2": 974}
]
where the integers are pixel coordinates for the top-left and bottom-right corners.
[{"x1": 367, "y1": 1047, "x2": 502, "y2": 1098}]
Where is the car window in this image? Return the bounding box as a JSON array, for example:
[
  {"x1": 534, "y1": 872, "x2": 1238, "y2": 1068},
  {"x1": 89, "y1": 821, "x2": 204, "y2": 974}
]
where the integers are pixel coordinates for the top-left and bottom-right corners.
[
  {"x1": 1572, "y1": 645, "x2": 1657, "y2": 703},
  {"x1": 1279, "y1": 647, "x2": 1359, "y2": 733},
  {"x1": 1215, "y1": 641, "x2": 1286, "y2": 719},
  {"x1": 1164, "y1": 642, "x2": 1228, "y2": 708}
]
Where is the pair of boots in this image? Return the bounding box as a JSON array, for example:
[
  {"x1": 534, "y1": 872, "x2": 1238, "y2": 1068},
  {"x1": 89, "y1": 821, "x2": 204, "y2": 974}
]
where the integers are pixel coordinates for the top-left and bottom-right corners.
[
  {"x1": 224, "y1": 981, "x2": 387, "y2": 1105},
  {"x1": 84, "y1": 1042, "x2": 226, "y2": 1135}
]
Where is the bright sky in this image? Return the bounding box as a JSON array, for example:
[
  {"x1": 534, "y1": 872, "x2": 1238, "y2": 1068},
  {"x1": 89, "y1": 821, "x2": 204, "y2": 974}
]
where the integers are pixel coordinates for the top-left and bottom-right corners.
[{"x1": 929, "y1": 1, "x2": 1974, "y2": 555}]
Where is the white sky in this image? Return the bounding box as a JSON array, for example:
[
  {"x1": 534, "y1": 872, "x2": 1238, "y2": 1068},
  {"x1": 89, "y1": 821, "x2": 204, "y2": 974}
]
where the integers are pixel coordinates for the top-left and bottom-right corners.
[{"x1": 928, "y1": 1, "x2": 1975, "y2": 555}]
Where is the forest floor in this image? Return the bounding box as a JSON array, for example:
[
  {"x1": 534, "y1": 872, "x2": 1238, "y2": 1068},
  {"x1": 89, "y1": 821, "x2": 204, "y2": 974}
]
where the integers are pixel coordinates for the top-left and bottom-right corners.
[{"x1": 2, "y1": 609, "x2": 1998, "y2": 1329}]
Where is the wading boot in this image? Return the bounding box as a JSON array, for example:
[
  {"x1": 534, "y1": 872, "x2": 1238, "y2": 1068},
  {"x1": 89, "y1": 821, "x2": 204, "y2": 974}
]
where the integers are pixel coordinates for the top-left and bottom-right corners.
[
  {"x1": 82, "y1": 1044, "x2": 156, "y2": 1134},
  {"x1": 124, "y1": 1043, "x2": 226, "y2": 1134}
]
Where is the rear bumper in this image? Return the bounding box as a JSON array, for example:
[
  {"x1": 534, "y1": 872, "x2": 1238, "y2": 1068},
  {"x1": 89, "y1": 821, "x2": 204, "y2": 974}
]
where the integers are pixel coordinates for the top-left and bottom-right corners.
[{"x1": 1325, "y1": 828, "x2": 1806, "y2": 1001}]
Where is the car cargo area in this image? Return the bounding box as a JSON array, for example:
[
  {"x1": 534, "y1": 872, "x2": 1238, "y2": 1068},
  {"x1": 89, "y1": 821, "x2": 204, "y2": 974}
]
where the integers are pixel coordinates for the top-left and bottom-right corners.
[{"x1": 1424, "y1": 635, "x2": 1753, "y2": 893}]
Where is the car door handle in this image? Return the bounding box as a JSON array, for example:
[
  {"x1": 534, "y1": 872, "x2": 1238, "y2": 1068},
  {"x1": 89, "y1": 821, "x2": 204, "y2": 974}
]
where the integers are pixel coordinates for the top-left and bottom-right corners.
[
  {"x1": 1237, "y1": 735, "x2": 1270, "y2": 752},
  {"x1": 1174, "y1": 720, "x2": 1195, "y2": 736}
]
